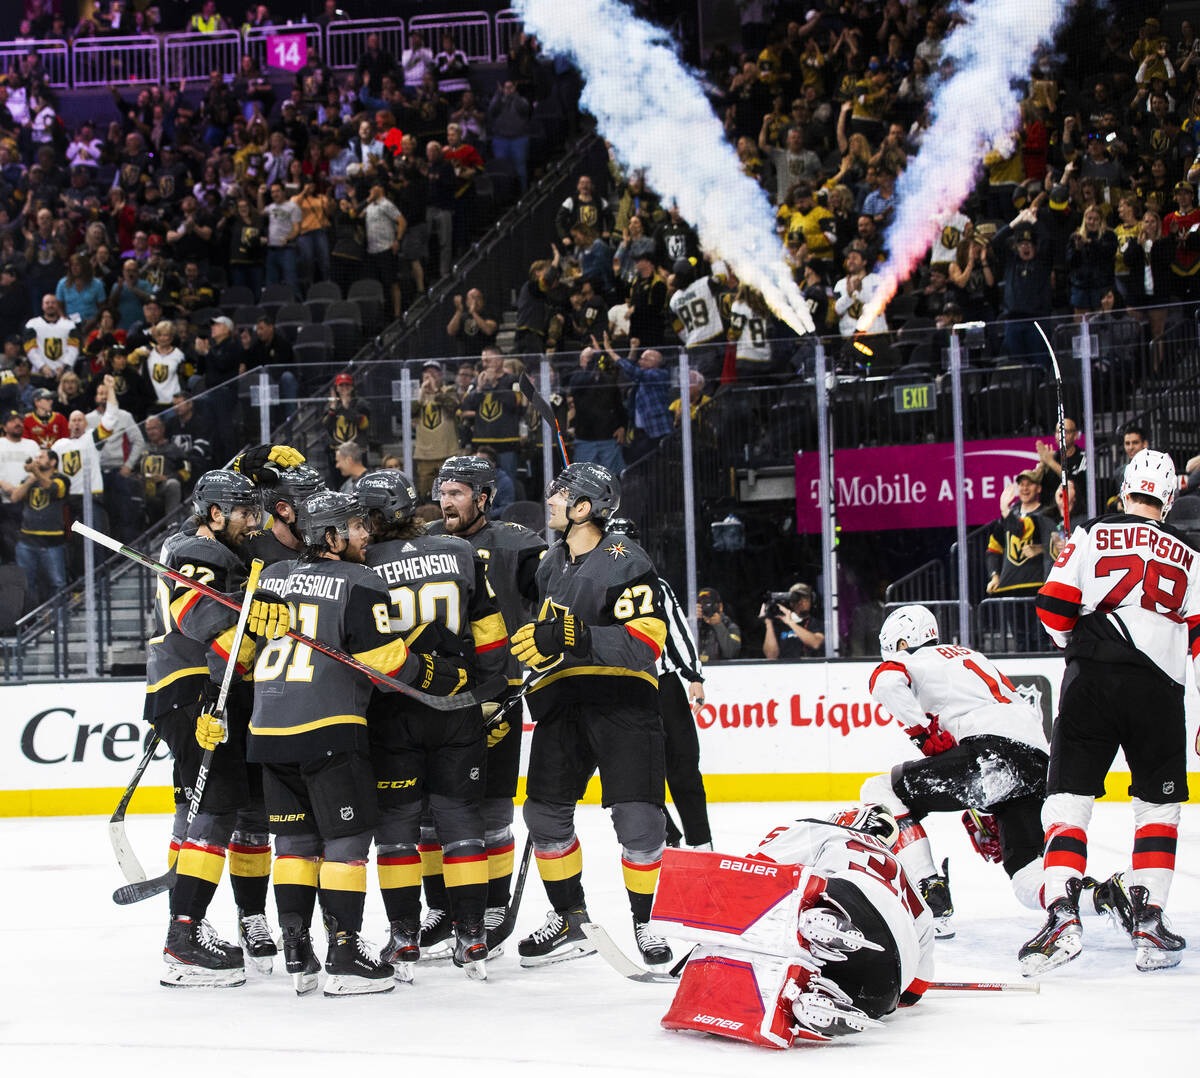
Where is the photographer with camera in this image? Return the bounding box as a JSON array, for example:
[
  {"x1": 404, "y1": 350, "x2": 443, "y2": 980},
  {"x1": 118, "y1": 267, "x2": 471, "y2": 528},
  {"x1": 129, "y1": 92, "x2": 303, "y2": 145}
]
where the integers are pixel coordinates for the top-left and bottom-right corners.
[
  {"x1": 760, "y1": 582, "x2": 825, "y2": 660},
  {"x1": 696, "y1": 586, "x2": 742, "y2": 664},
  {"x1": 565, "y1": 342, "x2": 627, "y2": 474}
]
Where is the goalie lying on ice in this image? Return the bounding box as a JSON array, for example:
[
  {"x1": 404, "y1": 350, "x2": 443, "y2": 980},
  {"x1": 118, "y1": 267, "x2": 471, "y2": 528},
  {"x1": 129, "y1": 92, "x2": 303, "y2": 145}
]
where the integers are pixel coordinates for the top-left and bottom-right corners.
[{"x1": 654, "y1": 807, "x2": 935, "y2": 1048}]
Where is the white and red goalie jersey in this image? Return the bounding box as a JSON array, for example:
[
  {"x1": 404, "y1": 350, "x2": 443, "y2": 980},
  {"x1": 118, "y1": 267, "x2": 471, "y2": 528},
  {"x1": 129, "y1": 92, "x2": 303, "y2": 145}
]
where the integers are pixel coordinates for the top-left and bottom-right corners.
[
  {"x1": 653, "y1": 820, "x2": 934, "y2": 1049},
  {"x1": 869, "y1": 642, "x2": 1048, "y2": 752},
  {"x1": 1035, "y1": 513, "x2": 1200, "y2": 687}
]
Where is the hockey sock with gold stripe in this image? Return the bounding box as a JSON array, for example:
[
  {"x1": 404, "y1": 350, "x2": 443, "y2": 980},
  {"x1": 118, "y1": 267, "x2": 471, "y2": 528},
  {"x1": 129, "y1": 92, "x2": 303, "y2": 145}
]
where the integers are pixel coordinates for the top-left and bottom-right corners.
[
  {"x1": 444, "y1": 839, "x2": 489, "y2": 924},
  {"x1": 622, "y1": 853, "x2": 661, "y2": 923},
  {"x1": 320, "y1": 860, "x2": 368, "y2": 934},
  {"x1": 273, "y1": 855, "x2": 320, "y2": 924},
  {"x1": 534, "y1": 835, "x2": 585, "y2": 912},
  {"x1": 229, "y1": 832, "x2": 272, "y2": 915},
  {"x1": 485, "y1": 826, "x2": 516, "y2": 908},
  {"x1": 171, "y1": 840, "x2": 226, "y2": 920},
  {"x1": 377, "y1": 843, "x2": 423, "y2": 922}
]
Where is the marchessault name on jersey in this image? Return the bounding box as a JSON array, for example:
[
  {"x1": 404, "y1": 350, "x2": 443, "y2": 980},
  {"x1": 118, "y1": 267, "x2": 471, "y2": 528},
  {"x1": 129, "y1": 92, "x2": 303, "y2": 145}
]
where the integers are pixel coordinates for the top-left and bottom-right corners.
[{"x1": 278, "y1": 572, "x2": 346, "y2": 601}]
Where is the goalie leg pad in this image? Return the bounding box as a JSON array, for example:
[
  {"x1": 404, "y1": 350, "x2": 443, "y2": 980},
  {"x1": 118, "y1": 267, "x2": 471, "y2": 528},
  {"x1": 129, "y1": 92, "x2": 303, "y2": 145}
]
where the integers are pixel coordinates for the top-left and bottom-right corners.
[{"x1": 661, "y1": 948, "x2": 807, "y2": 1049}]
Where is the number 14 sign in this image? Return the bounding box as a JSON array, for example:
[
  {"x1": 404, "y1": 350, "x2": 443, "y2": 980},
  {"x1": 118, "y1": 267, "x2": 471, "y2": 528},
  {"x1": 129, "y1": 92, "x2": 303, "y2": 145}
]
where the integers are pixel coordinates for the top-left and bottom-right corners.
[{"x1": 267, "y1": 34, "x2": 307, "y2": 73}]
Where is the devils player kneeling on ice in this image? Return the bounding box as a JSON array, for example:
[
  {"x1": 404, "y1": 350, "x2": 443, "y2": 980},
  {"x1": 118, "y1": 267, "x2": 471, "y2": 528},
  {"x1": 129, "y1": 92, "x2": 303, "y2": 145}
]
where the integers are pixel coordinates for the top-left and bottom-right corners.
[{"x1": 654, "y1": 808, "x2": 934, "y2": 1048}]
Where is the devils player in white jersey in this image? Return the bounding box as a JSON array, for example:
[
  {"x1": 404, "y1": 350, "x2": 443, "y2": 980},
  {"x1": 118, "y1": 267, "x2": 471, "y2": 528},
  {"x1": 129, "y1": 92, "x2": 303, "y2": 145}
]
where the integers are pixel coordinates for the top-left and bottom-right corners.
[
  {"x1": 1020, "y1": 449, "x2": 1199, "y2": 976},
  {"x1": 862, "y1": 605, "x2": 1050, "y2": 938},
  {"x1": 654, "y1": 807, "x2": 934, "y2": 1049}
]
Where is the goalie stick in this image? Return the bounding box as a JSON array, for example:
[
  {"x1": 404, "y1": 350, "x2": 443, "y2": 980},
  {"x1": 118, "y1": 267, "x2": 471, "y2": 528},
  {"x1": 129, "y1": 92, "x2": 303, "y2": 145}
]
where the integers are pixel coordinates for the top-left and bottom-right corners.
[
  {"x1": 582, "y1": 923, "x2": 1039, "y2": 994},
  {"x1": 113, "y1": 558, "x2": 264, "y2": 906},
  {"x1": 72, "y1": 521, "x2": 505, "y2": 711},
  {"x1": 110, "y1": 732, "x2": 162, "y2": 883}
]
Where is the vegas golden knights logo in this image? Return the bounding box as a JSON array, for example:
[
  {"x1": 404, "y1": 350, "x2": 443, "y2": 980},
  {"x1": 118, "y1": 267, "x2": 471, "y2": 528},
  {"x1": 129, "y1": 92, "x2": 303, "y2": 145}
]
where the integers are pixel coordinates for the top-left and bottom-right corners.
[
  {"x1": 335, "y1": 415, "x2": 355, "y2": 441},
  {"x1": 61, "y1": 450, "x2": 81, "y2": 477},
  {"x1": 153, "y1": 363, "x2": 169, "y2": 383},
  {"x1": 421, "y1": 403, "x2": 442, "y2": 431},
  {"x1": 847, "y1": 300, "x2": 863, "y2": 320},
  {"x1": 159, "y1": 174, "x2": 174, "y2": 198},
  {"x1": 941, "y1": 225, "x2": 962, "y2": 250},
  {"x1": 44, "y1": 336, "x2": 62, "y2": 360},
  {"x1": 29, "y1": 486, "x2": 49, "y2": 510},
  {"x1": 478, "y1": 393, "x2": 501, "y2": 423},
  {"x1": 1150, "y1": 129, "x2": 1169, "y2": 153},
  {"x1": 579, "y1": 203, "x2": 598, "y2": 228}
]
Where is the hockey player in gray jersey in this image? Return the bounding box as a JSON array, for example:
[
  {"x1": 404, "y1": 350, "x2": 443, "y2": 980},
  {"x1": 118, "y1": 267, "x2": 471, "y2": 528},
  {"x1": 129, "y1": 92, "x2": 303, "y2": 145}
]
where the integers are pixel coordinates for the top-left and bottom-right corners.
[
  {"x1": 146, "y1": 469, "x2": 292, "y2": 987},
  {"x1": 426, "y1": 454, "x2": 547, "y2": 953},
  {"x1": 357, "y1": 468, "x2": 509, "y2": 979},
  {"x1": 248, "y1": 490, "x2": 471, "y2": 996},
  {"x1": 510, "y1": 462, "x2": 673, "y2": 969}
]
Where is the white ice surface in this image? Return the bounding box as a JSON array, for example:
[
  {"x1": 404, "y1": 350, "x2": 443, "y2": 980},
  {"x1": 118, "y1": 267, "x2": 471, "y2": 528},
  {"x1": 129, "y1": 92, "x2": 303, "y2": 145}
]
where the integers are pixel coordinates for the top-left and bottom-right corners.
[{"x1": 3, "y1": 802, "x2": 1198, "y2": 1076}]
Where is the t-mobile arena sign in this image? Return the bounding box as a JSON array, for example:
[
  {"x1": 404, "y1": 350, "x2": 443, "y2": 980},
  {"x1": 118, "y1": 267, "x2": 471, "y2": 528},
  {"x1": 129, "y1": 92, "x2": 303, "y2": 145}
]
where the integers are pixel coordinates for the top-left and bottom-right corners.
[{"x1": 794, "y1": 438, "x2": 1074, "y2": 532}]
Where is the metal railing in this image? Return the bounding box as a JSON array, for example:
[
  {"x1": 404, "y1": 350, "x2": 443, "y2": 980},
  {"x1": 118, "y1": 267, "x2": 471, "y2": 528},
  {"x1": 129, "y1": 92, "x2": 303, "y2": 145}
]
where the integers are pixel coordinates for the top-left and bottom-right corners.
[
  {"x1": 326, "y1": 18, "x2": 406, "y2": 71},
  {"x1": 0, "y1": 9, "x2": 536, "y2": 89},
  {"x1": 71, "y1": 34, "x2": 161, "y2": 87},
  {"x1": 163, "y1": 29, "x2": 242, "y2": 83},
  {"x1": 410, "y1": 11, "x2": 494, "y2": 63}
]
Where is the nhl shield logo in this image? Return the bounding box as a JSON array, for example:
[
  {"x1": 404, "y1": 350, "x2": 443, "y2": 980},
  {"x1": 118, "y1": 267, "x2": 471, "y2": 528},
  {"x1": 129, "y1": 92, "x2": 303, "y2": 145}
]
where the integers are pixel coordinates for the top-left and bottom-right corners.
[
  {"x1": 1007, "y1": 674, "x2": 1055, "y2": 741},
  {"x1": 469, "y1": 767, "x2": 480, "y2": 781},
  {"x1": 1163, "y1": 781, "x2": 1175, "y2": 796},
  {"x1": 339, "y1": 805, "x2": 354, "y2": 821}
]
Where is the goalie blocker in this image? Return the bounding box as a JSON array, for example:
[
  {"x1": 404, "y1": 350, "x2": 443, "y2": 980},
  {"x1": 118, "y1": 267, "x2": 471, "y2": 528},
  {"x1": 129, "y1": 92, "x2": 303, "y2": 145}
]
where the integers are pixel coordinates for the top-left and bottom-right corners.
[{"x1": 654, "y1": 818, "x2": 934, "y2": 1049}]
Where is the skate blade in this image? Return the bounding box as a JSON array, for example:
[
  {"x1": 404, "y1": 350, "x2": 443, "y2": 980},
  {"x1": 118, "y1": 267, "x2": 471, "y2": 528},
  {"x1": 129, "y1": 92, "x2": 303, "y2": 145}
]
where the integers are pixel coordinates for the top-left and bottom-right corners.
[
  {"x1": 1136, "y1": 946, "x2": 1183, "y2": 972},
  {"x1": 933, "y1": 917, "x2": 956, "y2": 940},
  {"x1": 485, "y1": 941, "x2": 504, "y2": 960},
  {"x1": 420, "y1": 940, "x2": 454, "y2": 962},
  {"x1": 393, "y1": 962, "x2": 416, "y2": 984},
  {"x1": 247, "y1": 953, "x2": 275, "y2": 975},
  {"x1": 323, "y1": 974, "x2": 396, "y2": 996},
  {"x1": 292, "y1": 970, "x2": 320, "y2": 995},
  {"x1": 1019, "y1": 940, "x2": 1082, "y2": 978},
  {"x1": 463, "y1": 960, "x2": 488, "y2": 981},
  {"x1": 160, "y1": 962, "x2": 246, "y2": 989},
  {"x1": 519, "y1": 942, "x2": 597, "y2": 968}
]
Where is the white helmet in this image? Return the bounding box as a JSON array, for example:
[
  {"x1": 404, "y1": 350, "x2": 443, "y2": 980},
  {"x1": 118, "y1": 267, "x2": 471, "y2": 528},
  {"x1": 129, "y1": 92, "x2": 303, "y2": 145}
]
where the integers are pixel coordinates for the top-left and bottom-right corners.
[
  {"x1": 879, "y1": 604, "x2": 938, "y2": 657},
  {"x1": 1120, "y1": 449, "x2": 1177, "y2": 518}
]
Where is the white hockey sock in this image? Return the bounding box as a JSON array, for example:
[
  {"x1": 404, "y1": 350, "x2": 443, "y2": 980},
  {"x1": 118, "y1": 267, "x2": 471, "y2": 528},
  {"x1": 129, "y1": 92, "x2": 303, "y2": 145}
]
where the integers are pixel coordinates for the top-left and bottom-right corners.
[{"x1": 1129, "y1": 799, "x2": 1180, "y2": 908}]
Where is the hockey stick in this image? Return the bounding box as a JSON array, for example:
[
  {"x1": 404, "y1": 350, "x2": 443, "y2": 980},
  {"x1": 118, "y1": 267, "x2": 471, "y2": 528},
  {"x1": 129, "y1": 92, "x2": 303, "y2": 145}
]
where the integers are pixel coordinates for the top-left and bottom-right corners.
[
  {"x1": 72, "y1": 521, "x2": 504, "y2": 711},
  {"x1": 113, "y1": 558, "x2": 265, "y2": 906},
  {"x1": 496, "y1": 834, "x2": 534, "y2": 944},
  {"x1": 581, "y1": 922, "x2": 675, "y2": 983},
  {"x1": 519, "y1": 370, "x2": 571, "y2": 466},
  {"x1": 110, "y1": 731, "x2": 162, "y2": 883},
  {"x1": 927, "y1": 981, "x2": 1040, "y2": 993},
  {"x1": 1033, "y1": 321, "x2": 1070, "y2": 535}
]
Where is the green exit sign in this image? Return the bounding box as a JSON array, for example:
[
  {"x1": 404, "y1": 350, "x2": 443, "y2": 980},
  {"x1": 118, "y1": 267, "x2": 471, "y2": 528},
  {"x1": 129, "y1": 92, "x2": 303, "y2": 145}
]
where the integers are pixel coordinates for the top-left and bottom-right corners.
[{"x1": 893, "y1": 383, "x2": 936, "y2": 413}]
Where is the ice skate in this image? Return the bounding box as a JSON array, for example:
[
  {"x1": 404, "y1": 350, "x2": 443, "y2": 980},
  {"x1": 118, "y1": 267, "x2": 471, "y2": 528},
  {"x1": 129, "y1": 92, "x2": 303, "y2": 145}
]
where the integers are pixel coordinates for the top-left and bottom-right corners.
[
  {"x1": 279, "y1": 913, "x2": 320, "y2": 996},
  {"x1": 1019, "y1": 878, "x2": 1083, "y2": 977},
  {"x1": 919, "y1": 858, "x2": 955, "y2": 939},
  {"x1": 484, "y1": 905, "x2": 509, "y2": 958},
  {"x1": 237, "y1": 909, "x2": 278, "y2": 974},
  {"x1": 418, "y1": 906, "x2": 454, "y2": 961},
  {"x1": 380, "y1": 918, "x2": 420, "y2": 983},
  {"x1": 633, "y1": 917, "x2": 673, "y2": 967},
  {"x1": 161, "y1": 916, "x2": 246, "y2": 988},
  {"x1": 786, "y1": 974, "x2": 881, "y2": 1038},
  {"x1": 1129, "y1": 886, "x2": 1185, "y2": 972},
  {"x1": 453, "y1": 917, "x2": 489, "y2": 980},
  {"x1": 518, "y1": 907, "x2": 597, "y2": 967},
  {"x1": 324, "y1": 928, "x2": 395, "y2": 996}
]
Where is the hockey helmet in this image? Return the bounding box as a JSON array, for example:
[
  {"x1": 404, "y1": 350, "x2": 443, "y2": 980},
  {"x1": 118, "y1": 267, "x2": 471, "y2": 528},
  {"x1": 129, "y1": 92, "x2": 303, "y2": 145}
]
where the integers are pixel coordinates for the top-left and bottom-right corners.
[
  {"x1": 1120, "y1": 448, "x2": 1177, "y2": 518},
  {"x1": 191, "y1": 469, "x2": 262, "y2": 526},
  {"x1": 878, "y1": 604, "x2": 938, "y2": 657},
  {"x1": 547, "y1": 462, "x2": 621, "y2": 523},
  {"x1": 260, "y1": 462, "x2": 325, "y2": 516},
  {"x1": 827, "y1": 804, "x2": 900, "y2": 849},
  {"x1": 605, "y1": 516, "x2": 640, "y2": 541},
  {"x1": 432, "y1": 454, "x2": 497, "y2": 506},
  {"x1": 672, "y1": 258, "x2": 695, "y2": 288},
  {"x1": 295, "y1": 490, "x2": 361, "y2": 550},
  {"x1": 358, "y1": 468, "x2": 418, "y2": 525}
]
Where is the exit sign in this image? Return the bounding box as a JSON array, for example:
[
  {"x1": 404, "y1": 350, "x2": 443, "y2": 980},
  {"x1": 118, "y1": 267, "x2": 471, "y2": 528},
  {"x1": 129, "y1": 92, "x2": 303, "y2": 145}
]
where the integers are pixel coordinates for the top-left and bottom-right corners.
[{"x1": 893, "y1": 382, "x2": 936, "y2": 413}]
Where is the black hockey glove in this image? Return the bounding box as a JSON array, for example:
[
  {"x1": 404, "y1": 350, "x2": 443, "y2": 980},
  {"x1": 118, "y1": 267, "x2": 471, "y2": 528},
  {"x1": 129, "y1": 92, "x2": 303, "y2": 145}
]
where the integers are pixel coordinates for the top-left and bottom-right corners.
[
  {"x1": 231, "y1": 444, "x2": 306, "y2": 484},
  {"x1": 403, "y1": 651, "x2": 470, "y2": 698},
  {"x1": 511, "y1": 614, "x2": 591, "y2": 668}
]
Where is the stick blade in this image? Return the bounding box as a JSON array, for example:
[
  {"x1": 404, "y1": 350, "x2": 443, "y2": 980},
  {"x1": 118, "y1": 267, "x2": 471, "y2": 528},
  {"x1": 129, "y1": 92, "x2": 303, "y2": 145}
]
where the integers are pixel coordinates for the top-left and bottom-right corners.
[
  {"x1": 581, "y1": 922, "x2": 678, "y2": 983},
  {"x1": 109, "y1": 820, "x2": 148, "y2": 884},
  {"x1": 113, "y1": 867, "x2": 176, "y2": 905}
]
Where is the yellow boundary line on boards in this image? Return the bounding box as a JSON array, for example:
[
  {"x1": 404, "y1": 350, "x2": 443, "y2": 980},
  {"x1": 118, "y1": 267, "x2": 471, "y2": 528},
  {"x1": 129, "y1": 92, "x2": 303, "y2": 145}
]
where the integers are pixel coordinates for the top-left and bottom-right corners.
[{"x1": 1, "y1": 772, "x2": 1184, "y2": 817}]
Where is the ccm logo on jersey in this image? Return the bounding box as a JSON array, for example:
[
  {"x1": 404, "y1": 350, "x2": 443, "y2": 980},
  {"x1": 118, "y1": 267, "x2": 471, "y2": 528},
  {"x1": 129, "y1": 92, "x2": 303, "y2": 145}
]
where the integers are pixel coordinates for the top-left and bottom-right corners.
[
  {"x1": 719, "y1": 858, "x2": 777, "y2": 876},
  {"x1": 691, "y1": 1015, "x2": 744, "y2": 1029}
]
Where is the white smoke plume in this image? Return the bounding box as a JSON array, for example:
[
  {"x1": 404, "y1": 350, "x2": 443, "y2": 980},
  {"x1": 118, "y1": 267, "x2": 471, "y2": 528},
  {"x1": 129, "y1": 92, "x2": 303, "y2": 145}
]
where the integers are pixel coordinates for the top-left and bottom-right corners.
[
  {"x1": 514, "y1": 0, "x2": 815, "y2": 335},
  {"x1": 857, "y1": 0, "x2": 1074, "y2": 328}
]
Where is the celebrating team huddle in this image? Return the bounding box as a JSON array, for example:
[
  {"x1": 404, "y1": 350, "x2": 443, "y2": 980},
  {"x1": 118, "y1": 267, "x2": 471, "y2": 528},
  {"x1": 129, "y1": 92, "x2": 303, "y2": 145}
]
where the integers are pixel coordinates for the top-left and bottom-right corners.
[{"x1": 115, "y1": 444, "x2": 1192, "y2": 1036}]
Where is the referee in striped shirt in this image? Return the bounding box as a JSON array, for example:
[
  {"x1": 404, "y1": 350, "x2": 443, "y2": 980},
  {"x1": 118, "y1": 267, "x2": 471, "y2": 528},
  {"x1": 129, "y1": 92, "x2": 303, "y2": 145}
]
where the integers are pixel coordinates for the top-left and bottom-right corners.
[{"x1": 609, "y1": 519, "x2": 712, "y2": 849}]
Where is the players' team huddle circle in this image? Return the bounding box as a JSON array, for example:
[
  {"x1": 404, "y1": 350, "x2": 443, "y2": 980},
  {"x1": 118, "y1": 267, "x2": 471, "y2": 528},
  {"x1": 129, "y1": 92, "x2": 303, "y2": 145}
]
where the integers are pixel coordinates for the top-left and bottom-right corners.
[{"x1": 121, "y1": 443, "x2": 1191, "y2": 1048}]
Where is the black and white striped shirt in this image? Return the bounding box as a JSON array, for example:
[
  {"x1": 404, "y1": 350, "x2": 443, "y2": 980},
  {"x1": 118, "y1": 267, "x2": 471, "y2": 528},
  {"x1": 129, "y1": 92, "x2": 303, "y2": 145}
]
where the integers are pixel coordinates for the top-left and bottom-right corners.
[{"x1": 659, "y1": 577, "x2": 703, "y2": 683}]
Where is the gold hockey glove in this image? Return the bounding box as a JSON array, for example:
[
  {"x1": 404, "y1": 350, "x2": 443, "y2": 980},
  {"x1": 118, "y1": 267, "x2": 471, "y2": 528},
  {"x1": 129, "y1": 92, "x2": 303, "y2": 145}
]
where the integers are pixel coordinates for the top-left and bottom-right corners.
[{"x1": 195, "y1": 711, "x2": 226, "y2": 751}]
